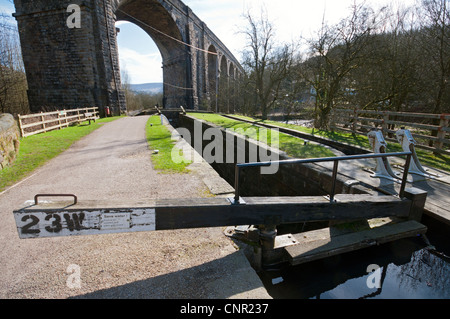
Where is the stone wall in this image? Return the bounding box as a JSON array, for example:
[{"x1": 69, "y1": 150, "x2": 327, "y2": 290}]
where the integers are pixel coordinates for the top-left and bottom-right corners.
[
  {"x1": 13, "y1": 0, "x2": 242, "y2": 114},
  {"x1": 13, "y1": 0, "x2": 126, "y2": 116},
  {"x1": 179, "y1": 115, "x2": 371, "y2": 198},
  {"x1": 0, "y1": 114, "x2": 20, "y2": 170}
]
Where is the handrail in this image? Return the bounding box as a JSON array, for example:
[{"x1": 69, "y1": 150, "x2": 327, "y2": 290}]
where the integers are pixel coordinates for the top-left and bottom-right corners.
[{"x1": 233, "y1": 152, "x2": 413, "y2": 204}]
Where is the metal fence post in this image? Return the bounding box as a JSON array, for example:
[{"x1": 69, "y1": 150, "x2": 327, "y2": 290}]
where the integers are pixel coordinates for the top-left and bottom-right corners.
[
  {"x1": 234, "y1": 165, "x2": 241, "y2": 204},
  {"x1": 399, "y1": 153, "x2": 412, "y2": 199},
  {"x1": 330, "y1": 160, "x2": 339, "y2": 203}
]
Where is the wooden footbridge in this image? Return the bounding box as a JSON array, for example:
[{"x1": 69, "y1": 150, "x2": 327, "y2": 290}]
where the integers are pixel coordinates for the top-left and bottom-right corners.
[{"x1": 13, "y1": 151, "x2": 429, "y2": 269}]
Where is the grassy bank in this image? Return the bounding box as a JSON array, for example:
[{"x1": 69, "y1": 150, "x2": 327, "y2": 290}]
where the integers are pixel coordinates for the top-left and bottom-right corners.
[
  {"x1": 228, "y1": 114, "x2": 450, "y2": 172},
  {"x1": 0, "y1": 116, "x2": 122, "y2": 192},
  {"x1": 146, "y1": 116, "x2": 191, "y2": 173},
  {"x1": 187, "y1": 113, "x2": 337, "y2": 159}
]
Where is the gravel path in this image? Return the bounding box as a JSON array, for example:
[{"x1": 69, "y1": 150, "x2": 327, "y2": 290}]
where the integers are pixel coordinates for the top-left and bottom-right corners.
[{"x1": 0, "y1": 116, "x2": 269, "y2": 299}]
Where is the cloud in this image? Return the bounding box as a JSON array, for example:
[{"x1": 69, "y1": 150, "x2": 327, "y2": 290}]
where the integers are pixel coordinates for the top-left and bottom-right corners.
[
  {"x1": 185, "y1": 0, "x2": 419, "y2": 55},
  {"x1": 0, "y1": 0, "x2": 15, "y2": 16},
  {"x1": 119, "y1": 48, "x2": 163, "y2": 84},
  {"x1": 185, "y1": 0, "x2": 246, "y2": 57},
  {"x1": 183, "y1": 0, "x2": 338, "y2": 58},
  {"x1": 115, "y1": 0, "x2": 372, "y2": 83}
]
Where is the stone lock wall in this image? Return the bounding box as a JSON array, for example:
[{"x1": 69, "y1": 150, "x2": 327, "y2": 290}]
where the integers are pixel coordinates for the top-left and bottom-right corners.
[
  {"x1": 0, "y1": 114, "x2": 21, "y2": 170},
  {"x1": 179, "y1": 115, "x2": 371, "y2": 198}
]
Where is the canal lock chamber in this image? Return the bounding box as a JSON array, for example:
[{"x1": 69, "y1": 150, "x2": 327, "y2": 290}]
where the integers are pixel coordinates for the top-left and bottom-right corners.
[
  {"x1": 171, "y1": 114, "x2": 380, "y2": 269},
  {"x1": 159, "y1": 112, "x2": 450, "y2": 299}
]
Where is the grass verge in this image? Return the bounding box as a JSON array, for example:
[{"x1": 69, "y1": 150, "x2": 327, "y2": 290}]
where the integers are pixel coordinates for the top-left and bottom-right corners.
[
  {"x1": 227, "y1": 114, "x2": 450, "y2": 173},
  {"x1": 0, "y1": 116, "x2": 123, "y2": 193},
  {"x1": 146, "y1": 116, "x2": 191, "y2": 174},
  {"x1": 187, "y1": 113, "x2": 337, "y2": 159}
]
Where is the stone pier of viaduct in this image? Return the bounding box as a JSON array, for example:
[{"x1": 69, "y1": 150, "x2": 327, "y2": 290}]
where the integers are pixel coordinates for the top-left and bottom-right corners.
[{"x1": 13, "y1": 0, "x2": 243, "y2": 116}]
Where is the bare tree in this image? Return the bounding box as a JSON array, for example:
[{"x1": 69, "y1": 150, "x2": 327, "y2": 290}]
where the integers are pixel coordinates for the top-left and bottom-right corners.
[
  {"x1": 120, "y1": 66, "x2": 162, "y2": 112},
  {"x1": 417, "y1": 0, "x2": 450, "y2": 146},
  {"x1": 290, "y1": 0, "x2": 448, "y2": 133},
  {"x1": 120, "y1": 66, "x2": 139, "y2": 112},
  {"x1": 0, "y1": 10, "x2": 29, "y2": 115},
  {"x1": 240, "y1": 10, "x2": 295, "y2": 120},
  {"x1": 419, "y1": 0, "x2": 450, "y2": 114},
  {"x1": 302, "y1": 2, "x2": 381, "y2": 129},
  {"x1": 350, "y1": 4, "x2": 420, "y2": 115}
]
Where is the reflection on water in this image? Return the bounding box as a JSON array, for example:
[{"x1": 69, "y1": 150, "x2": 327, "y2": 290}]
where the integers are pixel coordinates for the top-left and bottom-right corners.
[
  {"x1": 260, "y1": 219, "x2": 450, "y2": 299},
  {"x1": 324, "y1": 248, "x2": 449, "y2": 299}
]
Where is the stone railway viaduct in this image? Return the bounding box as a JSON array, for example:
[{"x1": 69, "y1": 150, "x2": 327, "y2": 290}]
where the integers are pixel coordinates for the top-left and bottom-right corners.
[{"x1": 13, "y1": 0, "x2": 243, "y2": 116}]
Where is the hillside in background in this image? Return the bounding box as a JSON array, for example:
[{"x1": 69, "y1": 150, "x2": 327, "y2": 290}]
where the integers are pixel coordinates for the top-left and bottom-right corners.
[{"x1": 130, "y1": 83, "x2": 163, "y2": 95}]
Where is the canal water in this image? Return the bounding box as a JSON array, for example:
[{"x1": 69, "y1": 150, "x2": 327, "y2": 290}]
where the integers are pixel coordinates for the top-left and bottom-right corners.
[{"x1": 258, "y1": 215, "x2": 450, "y2": 299}]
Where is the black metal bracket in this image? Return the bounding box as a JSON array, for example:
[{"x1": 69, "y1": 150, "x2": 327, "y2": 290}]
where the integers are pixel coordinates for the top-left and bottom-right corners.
[{"x1": 34, "y1": 194, "x2": 78, "y2": 205}]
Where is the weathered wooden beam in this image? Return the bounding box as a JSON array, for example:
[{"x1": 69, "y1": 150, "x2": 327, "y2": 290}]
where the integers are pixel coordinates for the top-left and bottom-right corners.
[
  {"x1": 285, "y1": 220, "x2": 427, "y2": 266},
  {"x1": 13, "y1": 195, "x2": 412, "y2": 239}
]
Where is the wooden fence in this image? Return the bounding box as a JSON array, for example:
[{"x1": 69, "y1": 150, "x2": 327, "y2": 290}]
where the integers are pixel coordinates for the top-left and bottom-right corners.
[
  {"x1": 330, "y1": 109, "x2": 450, "y2": 155},
  {"x1": 18, "y1": 107, "x2": 99, "y2": 137}
]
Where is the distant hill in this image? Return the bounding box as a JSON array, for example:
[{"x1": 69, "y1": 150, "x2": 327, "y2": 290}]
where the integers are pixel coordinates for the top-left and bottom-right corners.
[{"x1": 130, "y1": 83, "x2": 163, "y2": 95}]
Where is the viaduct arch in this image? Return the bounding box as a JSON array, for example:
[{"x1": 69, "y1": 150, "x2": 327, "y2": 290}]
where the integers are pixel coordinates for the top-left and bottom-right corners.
[{"x1": 12, "y1": 0, "x2": 243, "y2": 116}]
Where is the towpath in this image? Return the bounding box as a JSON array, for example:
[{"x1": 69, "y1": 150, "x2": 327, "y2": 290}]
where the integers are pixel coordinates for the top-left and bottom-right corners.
[{"x1": 0, "y1": 116, "x2": 269, "y2": 299}]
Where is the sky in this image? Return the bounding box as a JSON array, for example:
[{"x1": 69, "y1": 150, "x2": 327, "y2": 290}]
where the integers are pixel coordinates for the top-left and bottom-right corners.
[{"x1": 0, "y1": 0, "x2": 419, "y2": 84}]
